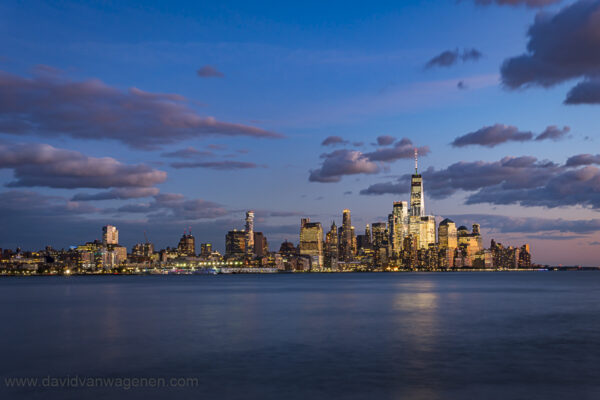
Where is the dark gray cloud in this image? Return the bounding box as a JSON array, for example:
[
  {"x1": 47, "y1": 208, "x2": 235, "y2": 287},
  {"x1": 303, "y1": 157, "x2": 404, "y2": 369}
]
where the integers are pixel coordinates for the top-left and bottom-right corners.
[
  {"x1": 452, "y1": 124, "x2": 533, "y2": 147},
  {"x1": 309, "y1": 149, "x2": 379, "y2": 183},
  {"x1": 376, "y1": 135, "x2": 396, "y2": 146},
  {"x1": 473, "y1": 0, "x2": 561, "y2": 7},
  {"x1": 565, "y1": 153, "x2": 600, "y2": 167},
  {"x1": 321, "y1": 136, "x2": 350, "y2": 146},
  {"x1": 118, "y1": 193, "x2": 228, "y2": 220},
  {"x1": 564, "y1": 79, "x2": 600, "y2": 104},
  {"x1": 196, "y1": 65, "x2": 224, "y2": 78},
  {"x1": 425, "y1": 48, "x2": 482, "y2": 69},
  {"x1": 0, "y1": 70, "x2": 281, "y2": 149},
  {"x1": 501, "y1": 0, "x2": 600, "y2": 102},
  {"x1": 311, "y1": 138, "x2": 428, "y2": 183},
  {"x1": 364, "y1": 139, "x2": 430, "y2": 162},
  {"x1": 452, "y1": 124, "x2": 569, "y2": 147},
  {"x1": 535, "y1": 125, "x2": 570, "y2": 141},
  {"x1": 169, "y1": 161, "x2": 261, "y2": 170},
  {"x1": 71, "y1": 188, "x2": 160, "y2": 201},
  {"x1": 0, "y1": 142, "x2": 167, "y2": 189},
  {"x1": 361, "y1": 155, "x2": 600, "y2": 210},
  {"x1": 465, "y1": 165, "x2": 600, "y2": 209}
]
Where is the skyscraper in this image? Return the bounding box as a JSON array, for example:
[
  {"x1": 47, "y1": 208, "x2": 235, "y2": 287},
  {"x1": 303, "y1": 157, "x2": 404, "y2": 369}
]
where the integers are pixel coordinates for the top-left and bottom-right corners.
[
  {"x1": 102, "y1": 225, "x2": 118, "y2": 245},
  {"x1": 245, "y1": 211, "x2": 254, "y2": 257},
  {"x1": 299, "y1": 218, "x2": 324, "y2": 269},
  {"x1": 410, "y1": 149, "x2": 425, "y2": 218},
  {"x1": 340, "y1": 209, "x2": 353, "y2": 261},
  {"x1": 390, "y1": 201, "x2": 408, "y2": 256},
  {"x1": 438, "y1": 219, "x2": 458, "y2": 249},
  {"x1": 253, "y1": 231, "x2": 268, "y2": 257},
  {"x1": 325, "y1": 221, "x2": 339, "y2": 269},
  {"x1": 226, "y1": 230, "x2": 246, "y2": 257},
  {"x1": 177, "y1": 230, "x2": 195, "y2": 256}
]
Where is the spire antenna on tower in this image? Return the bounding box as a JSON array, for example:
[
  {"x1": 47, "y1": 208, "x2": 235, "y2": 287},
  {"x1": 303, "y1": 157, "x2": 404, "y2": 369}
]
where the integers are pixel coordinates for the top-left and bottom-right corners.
[{"x1": 414, "y1": 148, "x2": 418, "y2": 174}]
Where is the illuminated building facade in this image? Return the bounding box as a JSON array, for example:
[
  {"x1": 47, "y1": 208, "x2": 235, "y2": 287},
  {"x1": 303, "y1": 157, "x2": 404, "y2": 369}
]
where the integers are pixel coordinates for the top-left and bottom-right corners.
[
  {"x1": 102, "y1": 225, "x2": 118, "y2": 245},
  {"x1": 339, "y1": 209, "x2": 353, "y2": 261},
  {"x1": 177, "y1": 230, "x2": 196, "y2": 256},
  {"x1": 245, "y1": 211, "x2": 255, "y2": 257},
  {"x1": 226, "y1": 230, "x2": 246, "y2": 257},
  {"x1": 299, "y1": 218, "x2": 324, "y2": 269}
]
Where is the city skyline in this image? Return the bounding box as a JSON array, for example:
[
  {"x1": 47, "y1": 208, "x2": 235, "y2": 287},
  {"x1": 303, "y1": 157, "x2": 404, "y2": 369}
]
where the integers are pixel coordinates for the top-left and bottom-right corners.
[
  {"x1": 1, "y1": 0, "x2": 600, "y2": 265},
  {"x1": 1, "y1": 155, "x2": 535, "y2": 272}
]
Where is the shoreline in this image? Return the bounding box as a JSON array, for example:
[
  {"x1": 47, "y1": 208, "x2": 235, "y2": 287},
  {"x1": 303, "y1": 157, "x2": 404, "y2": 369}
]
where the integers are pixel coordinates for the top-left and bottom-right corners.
[{"x1": 0, "y1": 267, "x2": 597, "y2": 277}]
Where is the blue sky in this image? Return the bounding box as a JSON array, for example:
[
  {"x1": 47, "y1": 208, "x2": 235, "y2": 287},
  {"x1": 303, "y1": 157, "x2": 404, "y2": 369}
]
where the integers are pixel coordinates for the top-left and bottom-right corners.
[{"x1": 1, "y1": 0, "x2": 599, "y2": 264}]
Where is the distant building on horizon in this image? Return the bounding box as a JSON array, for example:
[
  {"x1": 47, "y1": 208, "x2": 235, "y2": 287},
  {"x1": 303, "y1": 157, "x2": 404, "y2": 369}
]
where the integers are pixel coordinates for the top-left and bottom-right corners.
[
  {"x1": 177, "y1": 230, "x2": 196, "y2": 257},
  {"x1": 226, "y1": 229, "x2": 246, "y2": 257},
  {"x1": 299, "y1": 218, "x2": 323, "y2": 270},
  {"x1": 102, "y1": 225, "x2": 118, "y2": 246}
]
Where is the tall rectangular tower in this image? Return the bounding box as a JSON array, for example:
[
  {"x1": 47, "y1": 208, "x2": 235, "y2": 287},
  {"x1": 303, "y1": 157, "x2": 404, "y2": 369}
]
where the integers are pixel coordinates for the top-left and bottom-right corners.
[
  {"x1": 410, "y1": 149, "x2": 425, "y2": 218},
  {"x1": 340, "y1": 209, "x2": 353, "y2": 261},
  {"x1": 245, "y1": 210, "x2": 254, "y2": 257},
  {"x1": 390, "y1": 201, "x2": 408, "y2": 255}
]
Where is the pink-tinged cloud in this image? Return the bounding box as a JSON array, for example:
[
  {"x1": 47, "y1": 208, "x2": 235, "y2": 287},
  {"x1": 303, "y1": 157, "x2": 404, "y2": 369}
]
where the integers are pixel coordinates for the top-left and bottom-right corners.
[
  {"x1": 0, "y1": 70, "x2": 282, "y2": 149},
  {"x1": 0, "y1": 142, "x2": 167, "y2": 189}
]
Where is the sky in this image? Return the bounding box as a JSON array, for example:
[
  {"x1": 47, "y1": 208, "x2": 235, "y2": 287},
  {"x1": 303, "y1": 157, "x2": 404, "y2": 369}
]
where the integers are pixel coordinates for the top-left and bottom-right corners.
[{"x1": 1, "y1": 0, "x2": 600, "y2": 265}]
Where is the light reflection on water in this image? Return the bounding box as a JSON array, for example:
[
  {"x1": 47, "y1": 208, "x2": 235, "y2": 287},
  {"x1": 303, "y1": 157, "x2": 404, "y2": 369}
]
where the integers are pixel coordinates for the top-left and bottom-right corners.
[{"x1": 1, "y1": 272, "x2": 600, "y2": 400}]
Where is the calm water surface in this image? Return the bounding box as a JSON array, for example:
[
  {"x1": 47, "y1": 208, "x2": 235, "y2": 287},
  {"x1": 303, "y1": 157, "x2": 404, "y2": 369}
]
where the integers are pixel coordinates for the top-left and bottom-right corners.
[{"x1": 1, "y1": 272, "x2": 600, "y2": 400}]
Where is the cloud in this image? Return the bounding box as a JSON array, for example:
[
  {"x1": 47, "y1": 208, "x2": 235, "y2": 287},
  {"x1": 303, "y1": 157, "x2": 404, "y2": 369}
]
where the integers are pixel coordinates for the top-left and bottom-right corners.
[
  {"x1": 361, "y1": 154, "x2": 600, "y2": 210},
  {"x1": 0, "y1": 142, "x2": 167, "y2": 189},
  {"x1": 0, "y1": 70, "x2": 281, "y2": 149},
  {"x1": 71, "y1": 187, "x2": 160, "y2": 201},
  {"x1": 310, "y1": 138, "x2": 428, "y2": 183},
  {"x1": 376, "y1": 135, "x2": 396, "y2": 146},
  {"x1": 452, "y1": 124, "x2": 569, "y2": 147},
  {"x1": 161, "y1": 146, "x2": 215, "y2": 159},
  {"x1": 0, "y1": 190, "x2": 100, "y2": 217},
  {"x1": 196, "y1": 65, "x2": 224, "y2": 78},
  {"x1": 118, "y1": 193, "x2": 228, "y2": 220},
  {"x1": 564, "y1": 78, "x2": 600, "y2": 104},
  {"x1": 565, "y1": 154, "x2": 600, "y2": 167},
  {"x1": 321, "y1": 136, "x2": 350, "y2": 146},
  {"x1": 457, "y1": 80, "x2": 468, "y2": 90},
  {"x1": 465, "y1": 165, "x2": 600, "y2": 209},
  {"x1": 0, "y1": 189, "x2": 236, "y2": 251},
  {"x1": 473, "y1": 0, "x2": 561, "y2": 7},
  {"x1": 425, "y1": 48, "x2": 482, "y2": 69},
  {"x1": 364, "y1": 139, "x2": 430, "y2": 162},
  {"x1": 534, "y1": 125, "x2": 570, "y2": 141},
  {"x1": 501, "y1": 0, "x2": 600, "y2": 101},
  {"x1": 309, "y1": 149, "x2": 379, "y2": 183},
  {"x1": 169, "y1": 161, "x2": 261, "y2": 170},
  {"x1": 449, "y1": 213, "x2": 600, "y2": 235}
]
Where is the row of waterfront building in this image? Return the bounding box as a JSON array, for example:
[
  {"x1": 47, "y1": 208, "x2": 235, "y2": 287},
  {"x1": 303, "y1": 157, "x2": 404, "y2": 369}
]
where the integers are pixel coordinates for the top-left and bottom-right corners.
[{"x1": 0, "y1": 153, "x2": 532, "y2": 274}]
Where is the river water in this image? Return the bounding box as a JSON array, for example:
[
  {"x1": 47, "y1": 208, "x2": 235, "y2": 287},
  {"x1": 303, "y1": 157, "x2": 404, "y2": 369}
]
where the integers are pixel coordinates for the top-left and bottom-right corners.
[{"x1": 1, "y1": 272, "x2": 599, "y2": 399}]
